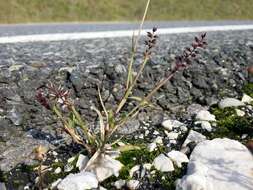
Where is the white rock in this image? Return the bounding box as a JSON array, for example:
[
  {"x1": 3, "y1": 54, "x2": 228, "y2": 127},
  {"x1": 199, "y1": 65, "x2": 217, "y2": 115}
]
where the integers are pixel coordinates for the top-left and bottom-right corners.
[
  {"x1": 99, "y1": 186, "x2": 107, "y2": 190},
  {"x1": 154, "y1": 136, "x2": 163, "y2": 145},
  {"x1": 182, "y1": 130, "x2": 206, "y2": 148},
  {"x1": 76, "y1": 154, "x2": 89, "y2": 171},
  {"x1": 139, "y1": 134, "x2": 144, "y2": 139},
  {"x1": 0, "y1": 183, "x2": 6, "y2": 190},
  {"x1": 87, "y1": 154, "x2": 123, "y2": 182},
  {"x1": 176, "y1": 138, "x2": 253, "y2": 190},
  {"x1": 153, "y1": 154, "x2": 174, "y2": 172},
  {"x1": 127, "y1": 180, "x2": 140, "y2": 190},
  {"x1": 195, "y1": 110, "x2": 216, "y2": 121},
  {"x1": 51, "y1": 179, "x2": 62, "y2": 189},
  {"x1": 114, "y1": 180, "x2": 126, "y2": 189},
  {"x1": 64, "y1": 163, "x2": 74, "y2": 172},
  {"x1": 57, "y1": 172, "x2": 98, "y2": 190},
  {"x1": 194, "y1": 121, "x2": 212, "y2": 132},
  {"x1": 165, "y1": 131, "x2": 179, "y2": 140},
  {"x1": 167, "y1": 150, "x2": 189, "y2": 168},
  {"x1": 162, "y1": 120, "x2": 186, "y2": 131},
  {"x1": 143, "y1": 163, "x2": 152, "y2": 170},
  {"x1": 147, "y1": 142, "x2": 157, "y2": 152},
  {"x1": 67, "y1": 156, "x2": 75, "y2": 163},
  {"x1": 129, "y1": 165, "x2": 140, "y2": 178},
  {"x1": 169, "y1": 139, "x2": 177, "y2": 144},
  {"x1": 180, "y1": 125, "x2": 188, "y2": 132},
  {"x1": 241, "y1": 94, "x2": 253, "y2": 103},
  {"x1": 54, "y1": 167, "x2": 62, "y2": 174},
  {"x1": 218, "y1": 98, "x2": 245, "y2": 109},
  {"x1": 235, "y1": 109, "x2": 245, "y2": 117},
  {"x1": 59, "y1": 66, "x2": 76, "y2": 73}
]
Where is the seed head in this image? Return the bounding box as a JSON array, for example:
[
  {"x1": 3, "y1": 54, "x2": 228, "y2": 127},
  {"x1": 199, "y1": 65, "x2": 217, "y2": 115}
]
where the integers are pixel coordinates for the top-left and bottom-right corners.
[
  {"x1": 144, "y1": 27, "x2": 158, "y2": 57},
  {"x1": 33, "y1": 145, "x2": 48, "y2": 161},
  {"x1": 175, "y1": 32, "x2": 207, "y2": 69}
]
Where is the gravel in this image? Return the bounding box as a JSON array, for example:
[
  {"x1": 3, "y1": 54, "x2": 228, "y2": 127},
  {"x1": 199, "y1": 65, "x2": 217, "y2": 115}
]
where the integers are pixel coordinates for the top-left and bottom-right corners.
[{"x1": 0, "y1": 30, "x2": 252, "y2": 177}]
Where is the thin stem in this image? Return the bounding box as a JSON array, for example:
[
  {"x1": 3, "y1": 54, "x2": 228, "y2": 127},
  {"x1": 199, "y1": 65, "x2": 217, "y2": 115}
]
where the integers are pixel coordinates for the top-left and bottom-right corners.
[
  {"x1": 116, "y1": 56, "x2": 149, "y2": 114},
  {"x1": 70, "y1": 105, "x2": 96, "y2": 144},
  {"x1": 109, "y1": 68, "x2": 180, "y2": 139},
  {"x1": 126, "y1": 0, "x2": 151, "y2": 90},
  {"x1": 144, "y1": 69, "x2": 177, "y2": 101},
  {"x1": 38, "y1": 162, "x2": 43, "y2": 190},
  {"x1": 53, "y1": 105, "x2": 94, "y2": 154}
]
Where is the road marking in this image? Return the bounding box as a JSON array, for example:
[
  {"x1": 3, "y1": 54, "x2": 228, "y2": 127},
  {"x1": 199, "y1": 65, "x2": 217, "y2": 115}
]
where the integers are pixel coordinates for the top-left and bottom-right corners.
[{"x1": 0, "y1": 24, "x2": 253, "y2": 44}]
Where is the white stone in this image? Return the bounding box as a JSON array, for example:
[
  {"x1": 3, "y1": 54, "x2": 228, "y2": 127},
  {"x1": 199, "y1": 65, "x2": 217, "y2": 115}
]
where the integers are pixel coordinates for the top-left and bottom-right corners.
[
  {"x1": 154, "y1": 136, "x2": 163, "y2": 145},
  {"x1": 235, "y1": 109, "x2": 245, "y2": 117},
  {"x1": 54, "y1": 167, "x2": 62, "y2": 174},
  {"x1": 218, "y1": 98, "x2": 245, "y2": 109},
  {"x1": 99, "y1": 186, "x2": 107, "y2": 190},
  {"x1": 129, "y1": 165, "x2": 140, "y2": 178},
  {"x1": 0, "y1": 183, "x2": 6, "y2": 190},
  {"x1": 57, "y1": 172, "x2": 98, "y2": 190},
  {"x1": 67, "y1": 156, "x2": 75, "y2": 163},
  {"x1": 182, "y1": 130, "x2": 206, "y2": 148},
  {"x1": 165, "y1": 131, "x2": 179, "y2": 140},
  {"x1": 87, "y1": 154, "x2": 123, "y2": 182},
  {"x1": 169, "y1": 139, "x2": 177, "y2": 144},
  {"x1": 194, "y1": 121, "x2": 212, "y2": 132},
  {"x1": 167, "y1": 150, "x2": 189, "y2": 168},
  {"x1": 139, "y1": 134, "x2": 144, "y2": 139},
  {"x1": 176, "y1": 138, "x2": 253, "y2": 190},
  {"x1": 127, "y1": 180, "x2": 140, "y2": 190},
  {"x1": 143, "y1": 163, "x2": 152, "y2": 170},
  {"x1": 59, "y1": 66, "x2": 76, "y2": 73},
  {"x1": 241, "y1": 94, "x2": 253, "y2": 103},
  {"x1": 114, "y1": 179, "x2": 126, "y2": 189},
  {"x1": 147, "y1": 142, "x2": 157, "y2": 152},
  {"x1": 180, "y1": 125, "x2": 188, "y2": 132},
  {"x1": 195, "y1": 110, "x2": 216, "y2": 121},
  {"x1": 162, "y1": 120, "x2": 186, "y2": 131},
  {"x1": 153, "y1": 154, "x2": 174, "y2": 172},
  {"x1": 51, "y1": 179, "x2": 62, "y2": 189},
  {"x1": 76, "y1": 154, "x2": 89, "y2": 171}
]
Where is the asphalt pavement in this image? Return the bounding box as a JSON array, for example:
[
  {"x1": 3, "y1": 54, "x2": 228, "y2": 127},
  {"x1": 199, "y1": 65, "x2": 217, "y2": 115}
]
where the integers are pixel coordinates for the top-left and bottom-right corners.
[{"x1": 0, "y1": 20, "x2": 253, "y2": 37}]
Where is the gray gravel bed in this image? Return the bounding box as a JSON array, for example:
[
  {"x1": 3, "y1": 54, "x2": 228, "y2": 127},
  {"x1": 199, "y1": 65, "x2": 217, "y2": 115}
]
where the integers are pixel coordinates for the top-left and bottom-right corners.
[{"x1": 0, "y1": 30, "x2": 252, "y2": 172}]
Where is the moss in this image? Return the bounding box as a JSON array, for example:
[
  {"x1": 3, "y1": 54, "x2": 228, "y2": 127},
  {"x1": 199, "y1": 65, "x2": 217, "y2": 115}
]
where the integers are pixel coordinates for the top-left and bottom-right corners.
[
  {"x1": 210, "y1": 107, "x2": 253, "y2": 141},
  {"x1": 149, "y1": 165, "x2": 187, "y2": 190},
  {"x1": 243, "y1": 82, "x2": 253, "y2": 98},
  {"x1": 101, "y1": 145, "x2": 166, "y2": 189},
  {"x1": 117, "y1": 146, "x2": 162, "y2": 179}
]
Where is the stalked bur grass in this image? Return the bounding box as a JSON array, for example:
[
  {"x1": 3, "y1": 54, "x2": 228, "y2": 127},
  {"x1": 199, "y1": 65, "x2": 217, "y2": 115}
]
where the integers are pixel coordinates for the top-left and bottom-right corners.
[
  {"x1": 32, "y1": 145, "x2": 48, "y2": 190},
  {"x1": 36, "y1": 0, "x2": 207, "y2": 179}
]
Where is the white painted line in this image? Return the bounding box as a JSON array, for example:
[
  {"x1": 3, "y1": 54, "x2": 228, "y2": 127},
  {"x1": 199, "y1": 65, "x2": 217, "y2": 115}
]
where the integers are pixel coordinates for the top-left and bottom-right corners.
[{"x1": 0, "y1": 24, "x2": 253, "y2": 44}]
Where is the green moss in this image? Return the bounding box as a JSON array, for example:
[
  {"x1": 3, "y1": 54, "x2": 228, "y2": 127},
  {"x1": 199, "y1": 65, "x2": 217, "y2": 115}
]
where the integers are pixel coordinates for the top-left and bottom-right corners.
[
  {"x1": 210, "y1": 107, "x2": 253, "y2": 141},
  {"x1": 117, "y1": 146, "x2": 165, "y2": 179},
  {"x1": 149, "y1": 165, "x2": 187, "y2": 190},
  {"x1": 243, "y1": 83, "x2": 253, "y2": 98}
]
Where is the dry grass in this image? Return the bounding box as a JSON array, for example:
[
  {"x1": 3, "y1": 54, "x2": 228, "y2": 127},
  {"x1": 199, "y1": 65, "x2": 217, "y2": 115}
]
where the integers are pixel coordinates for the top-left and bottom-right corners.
[{"x1": 0, "y1": 0, "x2": 253, "y2": 23}]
